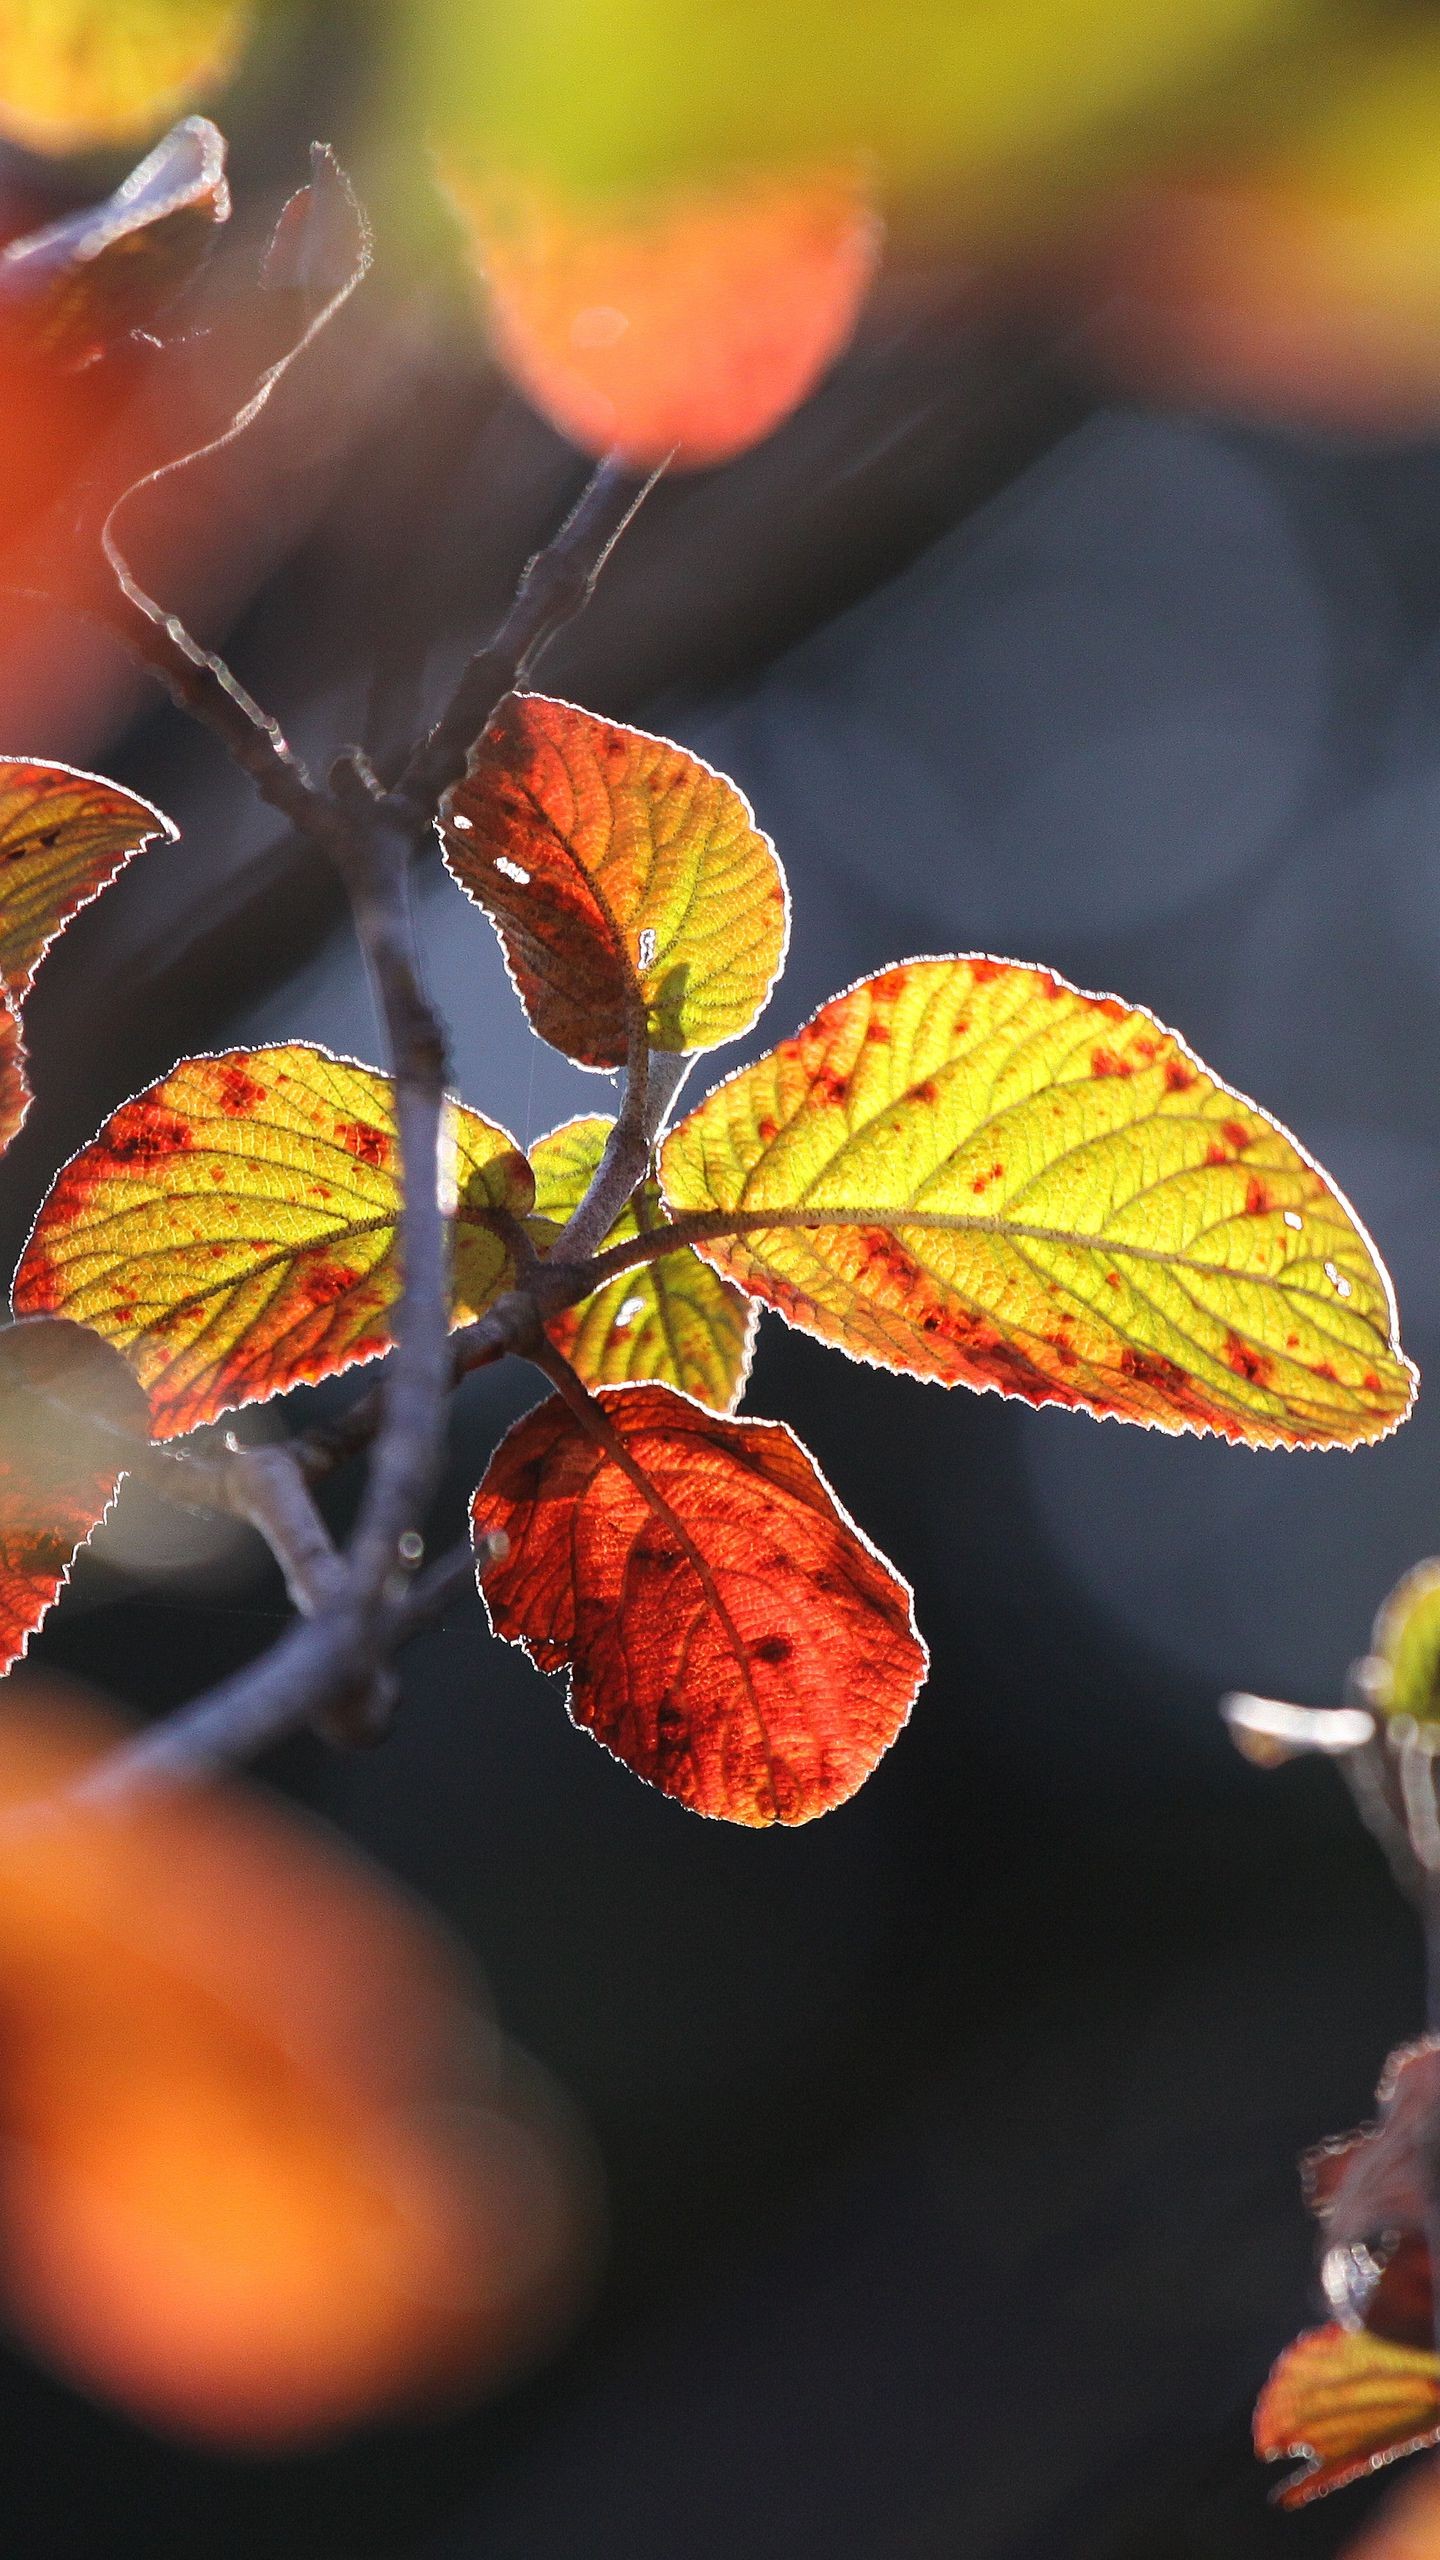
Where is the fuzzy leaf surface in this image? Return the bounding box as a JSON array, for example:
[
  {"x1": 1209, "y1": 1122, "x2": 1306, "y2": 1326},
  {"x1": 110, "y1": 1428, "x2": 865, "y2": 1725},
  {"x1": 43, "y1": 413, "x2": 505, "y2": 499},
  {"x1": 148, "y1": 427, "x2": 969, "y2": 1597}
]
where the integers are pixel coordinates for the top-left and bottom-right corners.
[
  {"x1": 0, "y1": 1319, "x2": 148, "y2": 1672},
  {"x1": 13, "y1": 1047, "x2": 532, "y2": 1439},
  {"x1": 661, "y1": 957, "x2": 1414, "y2": 1447},
  {"x1": 442, "y1": 693, "x2": 787, "y2": 1071},
  {"x1": 531, "y1": 1115, "x2": 754, "y2": 1410},
  {"x1": 0, "y1": 117, "x2": 229, "y2": 370},
  {"x1": 0, "y1": 761, "x2": 175, "y2": 999},
  {"x1": 473, "y1": 1382, "x2": 927, "y2": 1825},
  {"x1": 453, "y1": 166, "x2": 878, "y2": 468},
  {"x1": 0, "y1": 0, "x2": 248, "y2": 152},
  {"x1": 1256, "y1": 2325, "x2": 1440, "y2": 2507}
]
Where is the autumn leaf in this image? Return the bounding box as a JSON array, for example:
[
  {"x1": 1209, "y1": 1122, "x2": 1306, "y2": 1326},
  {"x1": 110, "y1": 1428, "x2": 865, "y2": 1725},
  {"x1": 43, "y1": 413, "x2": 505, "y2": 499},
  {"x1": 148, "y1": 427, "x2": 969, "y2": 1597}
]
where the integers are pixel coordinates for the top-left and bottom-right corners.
[
  {"x1": 0, "y1": 760, "x2": 175, "y2": 1000},
  {"x1": 453, "y1": 165, "x2": 878, "y2": 469},
  {"x1": 442, "y1": 692, "x2": 788, "y2": 1071},
  {"x1": 531, "y1": 1115, "x2": 755, "y2": 1411},
  {"x1": 660, "y1": 957, "x2": 1415, "y2": 1448},
  {"x1": 1256, "y1": 2326, "x2": 1440, "y2": 2507},
  {"x1": 0, "y1": 116, "x2": 229, "y2": 372},
  {"x1": 1343, "y1": 2455, "x2": 1440, "y2": 2557},
  {"x1": 12, "y1": 1047, "x2": 534, "y2": 1439},
  {"x1": 0, "y1": 992, "x2": 28, "y2": 1162},
  {"x1": 0, "y1": 1320, "x2": 148, "y2": 1672},
  {"x1": 0, "y1": 0, "x2": 250, "y2": 153},
  {"x1": 473, "y1": 1382, "x2": 927, "y2": 1825},
  {"x1": 0, "y1": 1690, "x2": 586, "y2": 2444}
]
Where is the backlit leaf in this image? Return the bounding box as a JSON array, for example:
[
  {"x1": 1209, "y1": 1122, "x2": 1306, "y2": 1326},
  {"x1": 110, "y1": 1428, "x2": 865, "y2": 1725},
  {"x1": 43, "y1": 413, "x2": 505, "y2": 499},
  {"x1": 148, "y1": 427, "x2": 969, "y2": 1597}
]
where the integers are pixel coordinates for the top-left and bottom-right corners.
[
  {"x1": 0, "y1": 760, "x2": 175, "y2": 999},
  {"x1": 0, "y1": 992, "x2": 28, "y2": 1160},
  {"x1": 442, "y1": 692, "x2": 788, "y2": 1071},
  {"x1": 12, "y1": 1046, "x2": 533, "y2": 1439},
  {"x1": 1343, "y1": 2455, "x2": 1440, "y2": 2557},
  {"x1": 454, "y1": 165, "x2": 878, "y2": 469},
  {"x1": 1364, "y1": 1562, "x2": 1440, "y2": 1725},
  {"x1": 0, "y1": 0, "x2": 250, "y2": 154},
  {"x1": 473, "y1": 1382, "x2": 927, "y2": 1825},
  {"x1": 531, "y1": 1115, "x2": 755, "y2": 1410},
  {"x1": 0, "y1": 116, "x2": 229, "y2": 371},
  {"x1": 0, "y1": 1319, "x2": 148, "y2": 1672},
  {"x1": 0, "y1": 1691, "x2": 586, "y2": 2445},
  {"x1": 660, "y1": 957, "x2": 1414, "y2": 1447},
  {"x1": 1255, "y1": 2325, "x2": 1440, "y2": 2508}
]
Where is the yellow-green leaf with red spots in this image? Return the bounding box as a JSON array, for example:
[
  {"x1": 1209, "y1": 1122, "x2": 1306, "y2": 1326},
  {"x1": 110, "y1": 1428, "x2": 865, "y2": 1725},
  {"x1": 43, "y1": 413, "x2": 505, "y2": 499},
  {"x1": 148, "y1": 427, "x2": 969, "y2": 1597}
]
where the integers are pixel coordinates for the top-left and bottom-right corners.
[
  {"x1": 1256, "y1": 2325, "x2": 1440, "y2": 2507},
  {"x1": 531, "y1": 1114, "x2": 754, "y2": 1411},
  {"x1": 12, "y1": 1047, "x2": 533, "y2": 1439},
  {"x1": 0, "y1": 761, "x2": 175, "y2": 1000},
  {"x1": 659, "y1": 957, "x2": 1414, "y2": 1447},
  {"x1": 441, "y1": 693, "x2": 788, "y2": 1071}
]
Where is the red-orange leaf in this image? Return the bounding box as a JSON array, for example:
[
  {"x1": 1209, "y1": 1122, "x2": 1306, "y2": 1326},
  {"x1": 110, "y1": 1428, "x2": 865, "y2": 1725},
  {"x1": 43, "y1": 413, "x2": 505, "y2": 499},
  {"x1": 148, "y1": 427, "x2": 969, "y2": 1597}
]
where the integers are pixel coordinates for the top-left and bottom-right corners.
[
  {"x1": 0, "y1": 1319, "x2": 149, "y2": 1672},
  {"x1": 661, "y1": 957, "x2": 1415, "y2": 1447},
  {"x1": 451, "y1": 166, "x2": 879, "y2": 469},
  {"x1": 12, "y1": 1047, "x2": 534, "y2": 1439},
  {"x1": 1256, "y1": 2325, "x2": 1440, "y2": 2507},
  {"x1": 473, "y1": 1382, "x2": 927, "y2": 1826},
  {"x1": 442, "y1": 692, "x2": 787, "y2": 1071},
  {"x1": 0, "y1": 116, "x2": 229, "y2": 372},
  {"x1": 0, "y1": 760, "x2": 175, "y2": 999},
  {"x1": 0, "y1": 990, "x2": 27, "y2": 1160}
]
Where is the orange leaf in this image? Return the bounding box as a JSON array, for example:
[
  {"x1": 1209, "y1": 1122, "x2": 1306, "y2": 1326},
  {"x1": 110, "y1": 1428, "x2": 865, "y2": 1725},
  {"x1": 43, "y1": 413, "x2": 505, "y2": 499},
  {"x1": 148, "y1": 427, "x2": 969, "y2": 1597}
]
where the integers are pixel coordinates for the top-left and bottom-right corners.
[
  {"x1": 531, "y1": 1114, "x2": 755, "y2": 1410},
  {"x1": 1343, "y1": 2455, "x2": 1440, "y2": 2556},
  {"x1": 0, "y1": 1691, "x2": 585, "y2": 2445},
  {"x1": 0, "y1": 0, "x2": 249, "y2": 154},
  {"x1": 0, "y1": 759, "x2": 175, "y2": 999},
  {"x1": 12, "y1": 1046, "x2": 534, "y2": 1438},
  {"x1": 451, "y1": 165, "x2": 879, "y2": 469},
  {"x1": 1256, "y1": 2325, "x2": 1440, "y2": 2508},
  {"x1": 473, "y1": 1382, "x2": 927, "y2": 1825},
  {"x1": 0, "y1": 1319, "x2": 148, "y2": 1671},
  {"x1": 0, "y1": 116, "x2": 229, "y2": 372},
  {"x1": 442, "y1": 692, "x2": 788, "y2": 1071},
  {"x1": 660, "y1": 957, "x2": 1415, "y2": 1447}
]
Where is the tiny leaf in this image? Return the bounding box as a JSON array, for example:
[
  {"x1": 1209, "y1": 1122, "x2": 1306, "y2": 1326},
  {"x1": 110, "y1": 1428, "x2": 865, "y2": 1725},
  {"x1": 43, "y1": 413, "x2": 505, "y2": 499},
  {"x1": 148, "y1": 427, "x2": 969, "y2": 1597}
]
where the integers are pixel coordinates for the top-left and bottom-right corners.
[
  {"x1": 531, "y1": 1114, "x2": 755, "y2": 1411},
  {"x1": 661, "y1": 957, "x2": 1415, "y2": 1447},
  {"x1": 1256, "y1": 2325, "x2": 1440, "y2": 2507},
  {"x1": 473, "y1": 1382, "x2": 927, "y2": 1825},
  {"x1": 13, "y1": 1047, "x2": 533, "y2": 1439},
  {"x1": 1365, "y1": 1562, "x2": 1440, "y2": 1724},
  {"x1": 442, "y1": 693, "x2": 788, "y2": 1071},
  {"x1": 0, "y1": 0, "x2": 249, "y2": 154},
  {"x1": 0, "y1": 117, "x2": 229, "y2": 371},
  {"x1": 452, "y1": 165, "x2": 879, "y2": 469},
  {"x1": 0, "y1": 1318, "x2": 149, "y2": 1672},
  {"x1": 0, "y1": 760, "x2": 176, "y2": 999}
]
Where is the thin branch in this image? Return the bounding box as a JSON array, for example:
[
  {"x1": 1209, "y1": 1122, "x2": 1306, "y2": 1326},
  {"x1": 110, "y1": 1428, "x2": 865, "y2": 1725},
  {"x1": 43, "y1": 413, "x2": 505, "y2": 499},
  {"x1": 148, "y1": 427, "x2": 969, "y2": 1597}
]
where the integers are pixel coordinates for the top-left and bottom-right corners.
[
  {"x1": 227, "y1": 1442, "x2": 396, "y2": 1743},
  {"x1": 558, "y1": 1048, "x2": 694, "y2": 1263},
  {"x1": 388, "y1": 456, "x2": 665, "y2": 829}
]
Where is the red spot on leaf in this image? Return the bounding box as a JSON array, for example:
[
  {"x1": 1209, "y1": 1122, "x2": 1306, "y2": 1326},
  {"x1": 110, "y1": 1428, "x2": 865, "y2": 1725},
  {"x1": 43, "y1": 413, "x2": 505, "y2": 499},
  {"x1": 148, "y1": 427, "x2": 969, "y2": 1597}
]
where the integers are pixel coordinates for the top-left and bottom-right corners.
[
  {"x1": 1221, "y1": 1119, "x2": 1252, "y2": 1152},
  {"x1": 302, "y1": 1262, "x2": 361, "y2": 1308},
  {"x1": 1224, "y1": 1333, "x2": 1272, "y2": 1386},
  {"x1": 1245, "y1": 1177, "x2": 1273, "y2": 1215},
  {"x1": 1165, "y1": 1059, "x2": 1197, "y2": 1093},
  {"x1": 334, "y1": 1119, "x2": 390, "y2": 1171},
  {"x1": 1090, "y1": 1046, "x2": 1132, "y2": 1078},
  {"x1": 208, "y1": 1062, "x2": 267, "y2": 1118}
]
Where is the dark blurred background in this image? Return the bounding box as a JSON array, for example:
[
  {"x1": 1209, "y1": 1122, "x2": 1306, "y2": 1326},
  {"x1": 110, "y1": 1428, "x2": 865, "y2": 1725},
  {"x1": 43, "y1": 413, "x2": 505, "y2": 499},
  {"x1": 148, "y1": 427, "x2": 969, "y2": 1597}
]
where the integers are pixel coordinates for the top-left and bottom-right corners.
[{"x1": 2, "y1": 3, "x2": 1440, "y2": 2553}]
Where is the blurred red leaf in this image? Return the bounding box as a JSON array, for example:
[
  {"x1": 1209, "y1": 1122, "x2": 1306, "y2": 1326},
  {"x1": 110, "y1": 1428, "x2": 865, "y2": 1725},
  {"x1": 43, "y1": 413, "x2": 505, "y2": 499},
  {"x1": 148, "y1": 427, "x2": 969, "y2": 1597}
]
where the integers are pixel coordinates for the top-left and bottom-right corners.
[
  {"x1": 473, "y1": 1381, "x2": 927, "y2": 1825},
  {"x1": 0, "y1": 116, "x2": 229, "y2": 371},
  {"x1": 0, "y1": 1690, "x2": 589, "y2": 2444},
  {"x1": 452, "y1": 165, "x2": 878, "y2": 469},
  {"x1": 0, "y1": 1320, "x2": 148, "y2": 1672}
]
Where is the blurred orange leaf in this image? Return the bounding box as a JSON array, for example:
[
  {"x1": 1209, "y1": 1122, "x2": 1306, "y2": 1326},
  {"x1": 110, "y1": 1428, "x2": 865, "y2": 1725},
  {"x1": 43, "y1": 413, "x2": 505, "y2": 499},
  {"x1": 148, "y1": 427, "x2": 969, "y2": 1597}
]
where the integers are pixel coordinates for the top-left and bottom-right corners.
[
  {"x1": 0, "y1": 1693, "x2": 586, "y2": 2443},
  {"x1": 474, "y1": 1381, "x2": 927, "y2": 1824},
  {"x1": 0, "y1": 760, "x2": 175, "y2": 1000},
  {"x1": 0, "y1": 1320, "x2": 148, "y2": 1671},
  {"x1": 453, "y1": 165, "x2": 878, "y2": 468},
  {"x1": 0, "y1": 116, "x2": 229, "y2": 370},
  {"x1": 532, "y1": 1114, "x2": 755, "y2": 1410},
  {"x1": 1256, "y1": 2325, "x2": 1440, "y2": 2508},
  {"x1": 660, "y1": 957, "x2": 1414, "y2": 1446},
  {"x1": 0, "y1": 0, "x2": 250, "y2": 154},
  {"x1": 1342, "y1": 2456, "x2": 1440, "y2": 2556},
  {"x1": 443, "y1": 692, "x2": 788, "y2": 1071},
  {"x1": 13, "y1": 1046, "x2": 534, "y2": 1437}
]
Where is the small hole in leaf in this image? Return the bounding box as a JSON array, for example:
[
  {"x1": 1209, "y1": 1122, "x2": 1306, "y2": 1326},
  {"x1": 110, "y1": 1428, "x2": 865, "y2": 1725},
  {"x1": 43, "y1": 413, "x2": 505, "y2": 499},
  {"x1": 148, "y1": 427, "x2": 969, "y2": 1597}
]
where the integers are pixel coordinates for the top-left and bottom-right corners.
[
  {"x1": 615, "y1": 1295, "x2": 646, "y2": 1330},
  {"x1": 450, "y1": 812, "x2": 473, "y2": 831},
  {"x1": 494, "y1": 856, "x2": 530, "y2": 886},
  {"x1": 637, "y1": 928, "x2": 657, "y2": 970}
]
